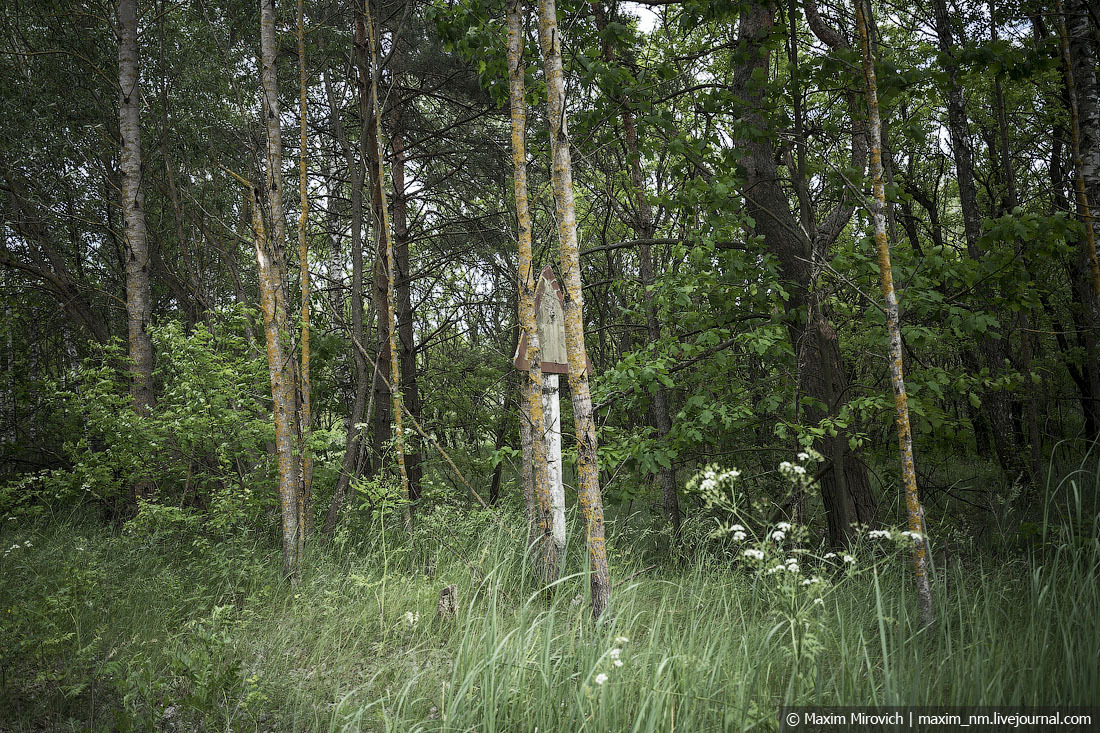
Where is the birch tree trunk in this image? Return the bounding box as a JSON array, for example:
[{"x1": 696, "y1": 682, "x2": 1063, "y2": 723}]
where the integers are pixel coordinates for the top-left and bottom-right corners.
[
  {"x1": 507, "y1": 0, "x2": 559, "y2": 581},
  {"x1": 117, "y1": 0, "x2": 155, "y2": 502},
  {"x1": 536, "y1": 0, "x2": 610, "y2": 618},
  {"x1": 296, "y1": 0, "x2": 313, "y2": 548},
  {"x1": 259, "y1": 0, "x2": 302, "y2": 581},
  {"x1": 364, "y1": 0, "x2": 412, "y2": 535},
  {"x1": 856, "y1": 0, "x2": 934, "y2": 630},
  {"x1": 1062, "y1": 0, "x2": 1100, "y2": 441}
]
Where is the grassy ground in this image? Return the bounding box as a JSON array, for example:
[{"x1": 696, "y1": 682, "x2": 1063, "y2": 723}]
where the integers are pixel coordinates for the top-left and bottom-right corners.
[{"x1": 2, "y1": 463, "x2": 1099, "y2": 731}]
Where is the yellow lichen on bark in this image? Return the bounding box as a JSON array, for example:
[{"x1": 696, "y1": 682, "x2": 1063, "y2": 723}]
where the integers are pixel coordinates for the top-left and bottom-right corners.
[
  {"x1": 507, "y1": 0, "x2": 558, "y2": 581},
  {"x1": 536, "y1": 0, "x2": 610, "y2": 618},
  {"x1": 856, "y1": 0, "x2": 933, "y2": 629},
  {"x1": 258, "y1": 0, "x2": 302, "y2": 583},
  {"x1": 240, "y1": 179, "x2": 301, "y2": 583}
]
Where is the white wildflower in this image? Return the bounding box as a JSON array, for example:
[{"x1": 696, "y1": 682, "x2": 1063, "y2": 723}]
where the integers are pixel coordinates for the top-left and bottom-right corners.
[
  {"x1": 813, "y1": 597, "x2": 824, "y2": 606},
  {"x1": 730, "y1": 524, "x2": 745, "y2": 532},
  {"x1": 766, "y1": 564, "x2": 785, "y2": 575},
  {"x1": 779, "y1": 461, "x2": 793, "y2": 471},
  {"x1": 743, "y1": 548, "x2": 764, "y2": 560},
  {"x1": 613, "y1": 659, "x2": 624, "y2": 667},
  {"x1": 868, "y1": 529, "x2": 892, "y2": 540},
  {"x1": 594, "y1": 673, "x2": 608, "y2": 686},
  {"x1": 732, "y1": 531, "x2": 747, "y2": 541},
  {"x1": 900, "y1": 530, "x2": 923, "y2": 542},
  {"x1": 786, "y1": 563, "x2": 800, "y2": 573},
  {"x1": 792, "y1": 465, "x2": 806, "y2": 475},
  {"x1": 403, "y1": 611, "x2": 419, "y2": 627},
  {"x1": 615, "y1": 636, "x2": 629, "y2": 644},
  {"x1": 609, "y1": 648, "x2": 622, "y2": 660},
  {"x1": 797, "y1": 452, "x2": 810, "y2": 461},
  {"x1": 771, "y1": 530, "x2": 786, "y2": 542},
  {"x1": 801, "y1": 578, "x2": 814, "y2": 586},
  {"x1": 842, "y1": 554, "x2": 856, "y2": 564},
  {"x1": 777, "y1": 522, "x2": 791, "y2": 531},
  {"x1": 824, "y1": 552, "x2": 837, "y2": 559},
  {"x1": 700, "y1": 478, "x2": 717, "y2": 492}
]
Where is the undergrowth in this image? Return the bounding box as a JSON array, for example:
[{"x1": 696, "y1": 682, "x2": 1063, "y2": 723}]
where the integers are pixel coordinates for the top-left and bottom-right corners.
[{"x1": 1, "y1": 460, "x2": 1098, "y2": 731}]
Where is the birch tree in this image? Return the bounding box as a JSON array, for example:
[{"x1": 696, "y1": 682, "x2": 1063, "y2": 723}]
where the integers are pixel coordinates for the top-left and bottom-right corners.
[
  {"x1": 1055, "y1": 0, "x2": 1100, "y2": 314},
  {"x1": 117, "y1": 0, "x2": 155, "y2": 502},
  {"x1": 259, "y1": 0, "x2": 302, "y2": 581},
  {"x1": 536, "y1": 0, "x2": 610, "y2": 618},
  {"x1": 506, "y1": 0, "x2": 559, "y2": 581},
  {"x1": 855, "y1": 0, "x2": 933, "y2": 629}
]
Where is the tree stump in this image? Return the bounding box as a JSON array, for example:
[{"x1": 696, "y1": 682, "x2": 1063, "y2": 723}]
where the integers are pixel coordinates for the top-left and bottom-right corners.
[{"x1": 437, "y1": 584, "x2": 458, "y2": 620}]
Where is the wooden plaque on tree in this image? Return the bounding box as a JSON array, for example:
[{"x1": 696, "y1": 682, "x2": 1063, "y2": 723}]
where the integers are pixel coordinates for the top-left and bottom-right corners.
[{"x1": 513, "y1": 265, "x2": 593, "y2": 376}]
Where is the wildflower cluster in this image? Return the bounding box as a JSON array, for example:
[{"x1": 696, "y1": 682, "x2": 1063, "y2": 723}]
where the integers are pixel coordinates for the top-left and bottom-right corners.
[
  {"x1": 591, "y1": 636, "x2": 630, "y2": 688},
  {"x1": 3, "y1": 539, "x2": 31, "y2": 557},
  {"x1": 861, "y1": 526, "x2": 926, "y2": 551}
]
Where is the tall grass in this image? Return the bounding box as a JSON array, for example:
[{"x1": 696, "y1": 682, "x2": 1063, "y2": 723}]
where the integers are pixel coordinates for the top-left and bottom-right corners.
[{"x1": 1, "y1": 460, "x2": 1098, "y2": 731}]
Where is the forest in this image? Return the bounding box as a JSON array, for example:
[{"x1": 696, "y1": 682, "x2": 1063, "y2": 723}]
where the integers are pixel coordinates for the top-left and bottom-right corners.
[{"x1": 1, "y1": 0, "x2": 1100, "y2": 728}]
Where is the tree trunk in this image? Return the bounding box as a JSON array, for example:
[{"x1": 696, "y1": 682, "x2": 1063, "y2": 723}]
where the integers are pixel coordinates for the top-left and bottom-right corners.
[
  {"x1": 733, "y1": 0, "x2": 876, "y2": 546},
  {"x1": 117, "y1": 0, "x2": 155, "y2": 503},
  {"x1": 537, "y1": 0, "x2": 611, "y2": 618},
  {"x1": 592, "y1": 2, "x2": 680, "y2": 543},
  {"x1": 362, "y1": 8, "x2": 392, "y2": 475},
  {"x1": 258, "y1": 0, "x2": 301, "y2": 581},
  {"x1": 321, "y1": 51, "x2": 372, "y2": 535},
  {"x1": 932, "y1": 0, "x2": 1025, "y2": 479},
  {"x1": 990, "y1": 0, "x2": 1042, "y2": 478},
  {"x1": 390, "y1": 85, "x2": 424, "y2": 502},
  {"x1": 364, "y1": 0, "x2": 411, "y2": 535},
  {"x1": 1062, "y1": 0, "x2": 1100, "y2": 442},
  {"x1": 296, "y1": 0, "x2": 313, "y2": 549},
  {"x1": 507, "y1": 0, "x2": 559, "y2": 581},
  {"x1": 856, "y1": 0, "x2": 934, "y2": 630}
]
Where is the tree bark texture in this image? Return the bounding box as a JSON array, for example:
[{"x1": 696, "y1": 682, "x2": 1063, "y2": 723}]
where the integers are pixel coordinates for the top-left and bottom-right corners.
[
  {"x1": 117, "y1": 0, "x2": 155, "y2": 501},
  {"x1": 296, "y1": 0, "x2": 313, "y2": 548},
  {"x1": 259, "y1": 0, "x2": 302, "y2": 581},
  {"x1": 856, "y1": 0, "x2": 934, "y2": 629},
  {"x1": 507, "y1": 0, "x2": 560, "y2": 581},
  {"x1": 364, "y1": 0, "x2": 412, "y2": 535},
  {"x1": 390, "y1": 85, "x2": 424, "y2": 501},
  {"x1": 321, "y1": 56, "x2": 372, "y2": 536},
  {"x1": 537, "y1": 0, "x2": 611, "y2": 618},
  {"x1": 733, "y1": 0, "x2": 876, "y2": 546}
]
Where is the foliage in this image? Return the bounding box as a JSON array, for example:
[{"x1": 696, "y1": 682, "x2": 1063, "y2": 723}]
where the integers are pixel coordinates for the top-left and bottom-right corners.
[{"x1": 0, "y1": 311, "x2": 277, "y2": 528}]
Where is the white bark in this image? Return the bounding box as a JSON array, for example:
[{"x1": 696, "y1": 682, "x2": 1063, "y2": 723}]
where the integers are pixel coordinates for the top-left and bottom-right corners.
[{"x1": 542, "y1": 372, "x2": 566, "y2": 554}]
